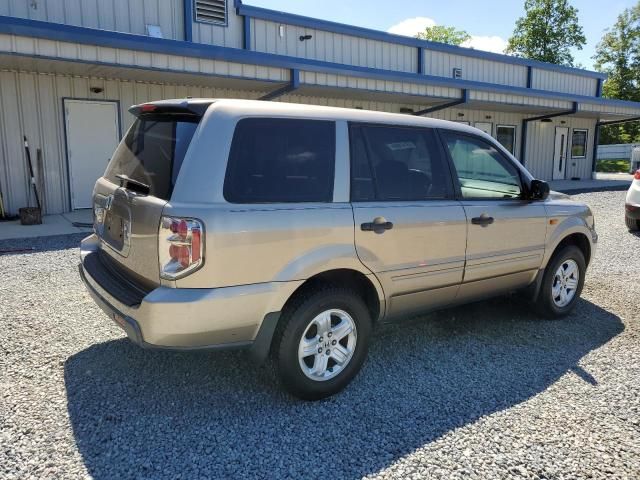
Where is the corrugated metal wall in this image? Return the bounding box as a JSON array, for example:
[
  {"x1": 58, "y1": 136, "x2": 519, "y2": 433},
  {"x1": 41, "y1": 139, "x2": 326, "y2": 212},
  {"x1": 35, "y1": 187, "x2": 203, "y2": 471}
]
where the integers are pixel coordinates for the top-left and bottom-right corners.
[
  {"x1": 192, "y1": 6, "x2": 243, "y2": 48},
  {"x1": 0, "y1": 70, "x2": 262, "y2": 215},
  {"x1": 0, "y1": 68, "x2": 599, "y2": 215},
  {"x1": 251, "y1": 19, "x2": 417, "y2": 73},
  {"x1": 524, "y1": 117, "x2": 596, "y2": 180},
  {"x1": 0, "y1": 0, "x2": 185, "y2": 40},
  {"x1": 531, "y1": 69, "x2": 597, "y2": 97},
  {"x1": 0, "y1": 33, "x2": 289, "y2": 83},
  {"x1": 424, "y1": 50, "x2": 528, "y2": 88}
]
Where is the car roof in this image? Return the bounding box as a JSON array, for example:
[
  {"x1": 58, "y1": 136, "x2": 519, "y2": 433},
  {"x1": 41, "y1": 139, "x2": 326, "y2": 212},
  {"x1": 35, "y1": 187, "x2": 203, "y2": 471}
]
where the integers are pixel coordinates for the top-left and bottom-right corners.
[{"x1": 143, "y1": 98, "x2": 483, "y2": 135}]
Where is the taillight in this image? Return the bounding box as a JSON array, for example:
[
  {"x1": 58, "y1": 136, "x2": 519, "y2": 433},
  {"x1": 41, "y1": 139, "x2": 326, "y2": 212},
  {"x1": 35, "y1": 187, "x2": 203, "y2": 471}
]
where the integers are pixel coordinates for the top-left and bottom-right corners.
[
  {"x1": 158, "y1": 216, "x2": 204, "y2": 279},
  {"x1": 634, "y1": 170, "x2": 640, "y2": 180}
]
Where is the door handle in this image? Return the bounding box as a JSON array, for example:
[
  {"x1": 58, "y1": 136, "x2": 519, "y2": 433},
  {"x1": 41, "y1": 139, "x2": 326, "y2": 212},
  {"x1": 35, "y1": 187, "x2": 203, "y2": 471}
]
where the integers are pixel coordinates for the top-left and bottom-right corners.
[
  {"x1": 361, "y1": 216, "x2": 394, "y2": 233},
  {"x1": 471, "y1": 214, "x2": 494, "y2": 226}
]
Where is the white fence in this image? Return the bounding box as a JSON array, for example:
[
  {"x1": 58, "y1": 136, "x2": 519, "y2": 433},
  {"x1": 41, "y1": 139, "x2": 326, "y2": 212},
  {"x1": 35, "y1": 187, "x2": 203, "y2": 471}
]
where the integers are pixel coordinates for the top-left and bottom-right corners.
[{"x1": 597, "y1": 143, "x2": 639, "y2": 160}]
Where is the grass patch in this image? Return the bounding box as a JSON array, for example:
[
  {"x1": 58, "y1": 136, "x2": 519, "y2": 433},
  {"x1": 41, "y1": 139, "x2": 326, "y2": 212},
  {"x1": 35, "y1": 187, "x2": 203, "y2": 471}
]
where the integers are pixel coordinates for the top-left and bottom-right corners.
[{"x1": 596, "y1": 158, "x2": 630, "y2": 173}]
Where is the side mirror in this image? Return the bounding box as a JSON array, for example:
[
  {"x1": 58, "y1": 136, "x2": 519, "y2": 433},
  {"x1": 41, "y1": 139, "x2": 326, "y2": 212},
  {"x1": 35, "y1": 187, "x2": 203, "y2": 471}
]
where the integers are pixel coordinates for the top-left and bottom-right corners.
[{"x1": 529, "y1": 179, "x2": 550, "y2": 201}]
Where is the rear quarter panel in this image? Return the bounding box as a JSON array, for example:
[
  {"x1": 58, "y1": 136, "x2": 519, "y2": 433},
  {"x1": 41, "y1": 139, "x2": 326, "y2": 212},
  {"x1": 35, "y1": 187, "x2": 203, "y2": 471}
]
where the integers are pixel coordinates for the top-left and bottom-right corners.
[{"x1": 168, "y1": 104, "x2": 379, "y2": 294}]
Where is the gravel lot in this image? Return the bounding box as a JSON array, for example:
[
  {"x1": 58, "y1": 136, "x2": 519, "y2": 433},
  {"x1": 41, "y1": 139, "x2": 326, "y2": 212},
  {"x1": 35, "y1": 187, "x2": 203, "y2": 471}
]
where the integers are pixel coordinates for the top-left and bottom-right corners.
[{"x1": 1, "y1": 191, "x2": 639, "y2": 479}]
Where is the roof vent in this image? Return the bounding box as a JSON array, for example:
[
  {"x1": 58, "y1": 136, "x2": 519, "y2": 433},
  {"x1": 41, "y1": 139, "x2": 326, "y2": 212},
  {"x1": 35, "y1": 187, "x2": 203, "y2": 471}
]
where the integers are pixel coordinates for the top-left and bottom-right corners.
[
  {"x1": 195, "y1": 0, "x2": 227, "y2": 25},
  {"x1": 453, "y1": 67, "x2": 462, "y2": 79}
]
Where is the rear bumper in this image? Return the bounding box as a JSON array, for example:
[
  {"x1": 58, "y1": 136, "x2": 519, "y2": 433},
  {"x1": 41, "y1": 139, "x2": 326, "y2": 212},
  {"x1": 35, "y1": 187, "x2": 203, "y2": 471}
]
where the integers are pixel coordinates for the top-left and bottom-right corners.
[
  {"x1": 625, "y1": 203, "x2": 640, "y2": 220},
  {"x1": 79, "y1": 234, "x2": 301, "y2": 353}
]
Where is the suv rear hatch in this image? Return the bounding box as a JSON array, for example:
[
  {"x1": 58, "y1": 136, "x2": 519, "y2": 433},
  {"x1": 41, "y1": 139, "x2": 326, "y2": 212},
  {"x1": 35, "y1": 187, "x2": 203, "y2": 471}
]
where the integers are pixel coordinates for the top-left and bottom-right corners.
[{"x1": 93, "y1": 100, "x2": 210, "y2": 289}]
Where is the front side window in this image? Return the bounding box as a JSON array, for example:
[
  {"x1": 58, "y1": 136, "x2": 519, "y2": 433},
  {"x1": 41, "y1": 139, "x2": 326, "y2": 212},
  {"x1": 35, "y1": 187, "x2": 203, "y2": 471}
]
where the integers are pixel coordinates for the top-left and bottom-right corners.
[
  {"x1": 349, "y1": 124, "x2": 453, "y2": 202},
  {"x1": 496, "y1": 125, "x2": 516, "y2": 155},
  {"x1": 571, "y1": 129, "x2": 588, "y2": 158},
  {"x1": 442, "y1": 132, "x2": 522, "y2": 200},
  {"x1": 224, "y1": 118, "x2": 335, "y2": 203}
]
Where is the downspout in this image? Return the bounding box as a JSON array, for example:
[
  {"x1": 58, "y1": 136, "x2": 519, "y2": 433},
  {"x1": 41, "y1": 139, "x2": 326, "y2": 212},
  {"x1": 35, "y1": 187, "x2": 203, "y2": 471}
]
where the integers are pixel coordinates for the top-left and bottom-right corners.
[
  {"x1": 259, "y1": 69, "x2": 300, "y2": 101},
  {"x1": 519, "y1": 101, "x2": 578, "y2": 165},
  {"x1": 414, "y1": 89, "x2": 468, "y2": 116}
]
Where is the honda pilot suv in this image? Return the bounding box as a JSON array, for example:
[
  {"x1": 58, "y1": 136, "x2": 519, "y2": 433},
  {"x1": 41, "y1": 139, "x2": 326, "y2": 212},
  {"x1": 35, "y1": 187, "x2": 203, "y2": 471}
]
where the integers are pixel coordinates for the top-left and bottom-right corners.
[{"x1": 80, "y1": 99, "x2": 597, "y2": 400}]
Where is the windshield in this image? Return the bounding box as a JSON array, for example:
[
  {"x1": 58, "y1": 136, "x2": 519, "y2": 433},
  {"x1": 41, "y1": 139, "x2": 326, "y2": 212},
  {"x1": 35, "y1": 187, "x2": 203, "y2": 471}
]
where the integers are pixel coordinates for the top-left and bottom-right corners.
[{"x1": 105, "y1": 115, "x2": 200, "y2": 200}]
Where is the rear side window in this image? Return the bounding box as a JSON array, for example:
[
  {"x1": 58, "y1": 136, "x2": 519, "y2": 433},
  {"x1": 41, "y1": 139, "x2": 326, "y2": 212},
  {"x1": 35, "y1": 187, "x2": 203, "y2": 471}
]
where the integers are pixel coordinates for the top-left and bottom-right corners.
[
  {"x1": 105, "y1": 115, "x2": 199, "y2": 200},
  {"x1": 224, "y1": 118, "x2": 335, "y2": 203},
  {"x1": 349, "y1": 124, "x2": 452, "y2": 201}
]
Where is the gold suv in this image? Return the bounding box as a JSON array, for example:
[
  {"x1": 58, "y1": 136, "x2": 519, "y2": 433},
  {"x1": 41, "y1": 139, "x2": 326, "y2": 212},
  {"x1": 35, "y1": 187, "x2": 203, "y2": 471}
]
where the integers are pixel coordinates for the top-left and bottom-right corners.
[{"x1": 80, "y1": 99, "x2": 597, "y2": 400}]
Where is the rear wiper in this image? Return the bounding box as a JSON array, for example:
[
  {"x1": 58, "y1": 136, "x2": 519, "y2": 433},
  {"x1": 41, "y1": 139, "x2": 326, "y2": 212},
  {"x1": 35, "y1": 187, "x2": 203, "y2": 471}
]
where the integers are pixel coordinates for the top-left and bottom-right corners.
[{"x1": 115, "y1": 174, "x2": 150, "y2": 195}]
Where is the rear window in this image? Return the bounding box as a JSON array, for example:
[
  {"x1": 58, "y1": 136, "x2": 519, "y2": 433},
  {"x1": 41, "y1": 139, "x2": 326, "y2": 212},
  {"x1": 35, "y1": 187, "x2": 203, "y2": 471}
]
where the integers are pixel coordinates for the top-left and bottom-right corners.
[
  {"x1": 223, "y1": 118, "x2": 335, "y2": 203},
  {"x1": 105, "y1": 115, "x2": 200, "y2": 200}
]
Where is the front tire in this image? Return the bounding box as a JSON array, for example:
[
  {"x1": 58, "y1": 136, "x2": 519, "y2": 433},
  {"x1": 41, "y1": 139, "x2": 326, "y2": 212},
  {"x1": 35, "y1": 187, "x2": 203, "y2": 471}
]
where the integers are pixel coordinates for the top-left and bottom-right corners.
[
  {"x1": 274, "y1": 287, "x2": 371, "y2": 400},
  {"x1": 534, "y1": 245, "x2": 586, "y2": 318}
]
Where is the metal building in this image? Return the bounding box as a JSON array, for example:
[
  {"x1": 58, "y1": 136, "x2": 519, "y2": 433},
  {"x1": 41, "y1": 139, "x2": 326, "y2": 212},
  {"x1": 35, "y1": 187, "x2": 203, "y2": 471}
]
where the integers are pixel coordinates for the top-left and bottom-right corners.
[{"x1": 1, "y1": 0, "x2": 640, "y2": 215}]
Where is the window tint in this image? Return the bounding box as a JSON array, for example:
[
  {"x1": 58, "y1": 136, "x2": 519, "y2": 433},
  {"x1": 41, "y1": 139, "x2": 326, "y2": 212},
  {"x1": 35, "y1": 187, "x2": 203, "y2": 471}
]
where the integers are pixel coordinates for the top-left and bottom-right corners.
[
  {"x1": 571, "y1": 129, "x2": 588, "y2": 158},
  {"x1": 443, "y1": 132, "x2": 522, "y2": 199},
  {"x1": 105, "y1": 115, "x2": 200, "y2": 200},
  {"x1": 349, "y1": 124, "x2": 451, "y2": 201},
  {"x1": 224, "y1": 118, "x2": 335, "y2": 203}
]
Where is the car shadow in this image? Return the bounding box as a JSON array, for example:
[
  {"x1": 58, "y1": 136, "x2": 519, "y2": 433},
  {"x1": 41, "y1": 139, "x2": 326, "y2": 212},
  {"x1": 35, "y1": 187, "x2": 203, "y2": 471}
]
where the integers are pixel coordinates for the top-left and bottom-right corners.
[{"x1": 64, "y1": 296, "x2": 623, "y2": 479}]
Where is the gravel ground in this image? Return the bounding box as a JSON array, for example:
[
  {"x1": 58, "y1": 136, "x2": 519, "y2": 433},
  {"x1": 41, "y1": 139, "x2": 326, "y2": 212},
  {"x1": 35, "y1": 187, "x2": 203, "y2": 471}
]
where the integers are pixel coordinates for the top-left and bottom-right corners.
[{"x1": 1, "y1": 191, "x2": 639, "y2": 479}]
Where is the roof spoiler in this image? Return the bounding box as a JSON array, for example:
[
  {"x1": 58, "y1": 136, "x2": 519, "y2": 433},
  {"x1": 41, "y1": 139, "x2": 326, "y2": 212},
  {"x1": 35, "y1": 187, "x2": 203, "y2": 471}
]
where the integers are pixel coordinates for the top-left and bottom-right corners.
[{"x1": 128, "y1": 100, "x2": 213, "y2": 117}]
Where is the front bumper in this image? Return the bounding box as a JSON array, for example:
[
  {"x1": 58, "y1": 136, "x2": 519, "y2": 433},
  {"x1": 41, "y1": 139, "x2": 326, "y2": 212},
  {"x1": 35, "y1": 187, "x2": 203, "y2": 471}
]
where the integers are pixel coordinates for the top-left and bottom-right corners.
[{"x1": 79, "y1": 235, "x2": 301, "y2": 351}]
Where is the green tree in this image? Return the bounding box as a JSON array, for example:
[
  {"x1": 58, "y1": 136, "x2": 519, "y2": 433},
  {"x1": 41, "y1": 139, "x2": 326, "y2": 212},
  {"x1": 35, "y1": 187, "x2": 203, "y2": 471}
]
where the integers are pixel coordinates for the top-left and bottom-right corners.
[
  {"x1": 416, "y1": 25, "x2": 471, "y2": 46},
  {"x1": 506, "y1": 0, "x2": 586, "y2": 66},
  {"x1": 593, "y1": 4, "x2": 640, "y2": 144}
]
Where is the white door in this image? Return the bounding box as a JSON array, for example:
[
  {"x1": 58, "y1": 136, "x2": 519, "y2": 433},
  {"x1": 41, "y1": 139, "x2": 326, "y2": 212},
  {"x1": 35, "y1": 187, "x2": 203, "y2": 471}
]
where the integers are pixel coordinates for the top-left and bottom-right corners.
[
  {"x1": 474, "y1": 122, "x2": 492, "y2": 136},
  {"x1": 552, "y1": 127, "x2": 569, "y2": 180},
  {"x1": 65, "y1": 100, "x2": 120, "y2": 209}
]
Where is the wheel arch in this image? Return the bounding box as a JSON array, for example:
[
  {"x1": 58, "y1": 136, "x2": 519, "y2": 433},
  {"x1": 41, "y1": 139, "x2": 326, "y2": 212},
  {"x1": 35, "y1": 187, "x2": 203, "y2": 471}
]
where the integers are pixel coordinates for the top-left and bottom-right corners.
[
  {"x1": 281, "y1": 268, "x2": 385, "y2": 324},
  {"x1": 249, "y1": 268, "x2": 385, "y2": 363}
]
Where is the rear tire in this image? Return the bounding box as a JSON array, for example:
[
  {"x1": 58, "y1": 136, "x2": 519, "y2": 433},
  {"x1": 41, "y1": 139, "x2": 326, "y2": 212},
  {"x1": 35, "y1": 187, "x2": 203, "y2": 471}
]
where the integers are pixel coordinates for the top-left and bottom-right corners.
[
  {"x1": 273, "y1": 287, "x2": 371, "y2": 400},
  {"x1": 625, "y1": 214, "x2": 640, "y2": 231},
  {"x1": 534, "y1": 245, "x2": 586, "y2": 319}
]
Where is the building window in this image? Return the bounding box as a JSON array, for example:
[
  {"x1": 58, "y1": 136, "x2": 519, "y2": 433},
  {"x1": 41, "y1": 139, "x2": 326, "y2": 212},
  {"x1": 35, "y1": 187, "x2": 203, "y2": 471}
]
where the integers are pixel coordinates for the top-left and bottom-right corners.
[
  {"x1": 496, "y1": 125, "x2": 516, "y2": 155},
  {"x1": 195, "y1": 0, "x2": 227, "y2": 25},
  {"x1": 571, "y1": 129, "x2": 588, "y2": 158}
]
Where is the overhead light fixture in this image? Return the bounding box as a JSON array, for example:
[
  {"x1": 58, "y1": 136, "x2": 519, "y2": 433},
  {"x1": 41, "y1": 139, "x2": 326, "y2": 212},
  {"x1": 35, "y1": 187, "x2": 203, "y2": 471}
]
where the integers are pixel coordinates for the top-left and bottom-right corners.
[
  {"x1": 399, "y1": 107, "x2": 414, "y2": 114},
  {"x1": 299, "y1": 35, "x2": 313, "y2": 41},
  {"x1": 457, "y1": 112, "x2": 465, "y2": 117},
  {"x1": 540, "y1": 118, "x2": 553, "y2": 123},
  {"x1": 90, "y1": 87, "x2": 104, "y2": 94},
  {"x1": 485, "y1": 115, "x2": 492, "y2": 119}
]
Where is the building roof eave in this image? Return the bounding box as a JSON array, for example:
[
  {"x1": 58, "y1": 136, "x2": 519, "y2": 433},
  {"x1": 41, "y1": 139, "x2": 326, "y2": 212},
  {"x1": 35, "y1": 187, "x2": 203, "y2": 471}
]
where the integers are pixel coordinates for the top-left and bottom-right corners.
[{"x1": 0, "y1": 16, "x2": 636, "y2": 115}]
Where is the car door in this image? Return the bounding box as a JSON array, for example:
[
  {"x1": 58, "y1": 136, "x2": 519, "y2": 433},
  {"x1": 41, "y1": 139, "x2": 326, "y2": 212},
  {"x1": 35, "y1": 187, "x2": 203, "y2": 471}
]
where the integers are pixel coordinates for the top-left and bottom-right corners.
[
  {"x1": 440, "y1": 130, "x2": 547, "y2": 302},
  {"x1": 350, "y1": 123, "x2": 468, "y2": 320}
]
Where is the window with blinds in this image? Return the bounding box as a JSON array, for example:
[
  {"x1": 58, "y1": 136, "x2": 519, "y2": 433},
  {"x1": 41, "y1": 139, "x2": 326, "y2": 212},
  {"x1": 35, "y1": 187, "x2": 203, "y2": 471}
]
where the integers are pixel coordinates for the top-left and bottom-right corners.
[{"x1": 195, "y1": 0, "x2": 227, "y2": 25}]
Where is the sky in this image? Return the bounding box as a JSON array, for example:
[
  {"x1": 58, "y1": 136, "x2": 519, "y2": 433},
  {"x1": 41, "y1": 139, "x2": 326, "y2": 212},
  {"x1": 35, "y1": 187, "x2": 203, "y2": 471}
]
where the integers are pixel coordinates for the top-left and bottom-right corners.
[{"x1": 248, "y1": 0, "x2": 638, "y2": 70}]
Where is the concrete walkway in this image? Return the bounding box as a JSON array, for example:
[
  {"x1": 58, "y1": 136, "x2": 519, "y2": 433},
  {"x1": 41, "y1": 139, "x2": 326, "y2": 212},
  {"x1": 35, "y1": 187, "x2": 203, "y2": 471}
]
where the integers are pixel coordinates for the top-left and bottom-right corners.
[
  {"x1": 0, "y1": 210, "x2": 92, "y2": 241},
  {"x1": 549, "y1": 172, "x2": 632, "y2": 194}
]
